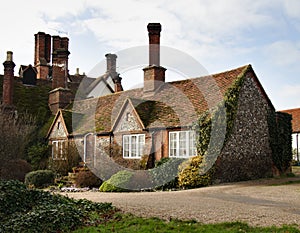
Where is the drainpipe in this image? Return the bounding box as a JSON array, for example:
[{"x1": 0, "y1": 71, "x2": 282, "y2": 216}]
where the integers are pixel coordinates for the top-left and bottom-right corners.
[
  {"x1": 83, "y1": 132, "x2": 94, "y2": 164},
  {"x1": 297, "y1": 133, "x2": 299, "y2": 164}
]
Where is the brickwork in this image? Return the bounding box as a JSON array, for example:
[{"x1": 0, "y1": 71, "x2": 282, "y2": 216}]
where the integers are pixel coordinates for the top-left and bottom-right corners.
[
  {"x1": 48, "y1": 88, "x2": 73, "y2": 115},
  {"x1": 34, "y1": 32, "x2": 51, "y2": 66},
  {"x1": 2, "y1": 51, "x2": 15, "y2": 105},
  {"x1": 143, "y1": 66, "x2": 166, "y2": 94},
  {"x1": 51, "y1": 36, "x2": 70, "y2": 89},
  {"x1": 147, "y1": 23, "x2": 161, "y2": 66},
  {"x1": 36, "y1": 65, "x2": 49, "y2": 80}
]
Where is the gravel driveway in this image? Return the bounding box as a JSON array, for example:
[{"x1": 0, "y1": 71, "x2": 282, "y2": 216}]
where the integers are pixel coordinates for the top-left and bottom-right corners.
[{"x1": 62, "y1": 177, "x2": 300, "y2": 227}]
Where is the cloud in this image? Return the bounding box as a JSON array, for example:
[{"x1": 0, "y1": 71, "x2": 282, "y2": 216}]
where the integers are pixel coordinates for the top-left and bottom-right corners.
[
  {"x1": 283, "y1": 0, "x2": 300, "y2": 20},
  {"x1": 263, "y1": 40, "x2": 300, "y2": 67}
]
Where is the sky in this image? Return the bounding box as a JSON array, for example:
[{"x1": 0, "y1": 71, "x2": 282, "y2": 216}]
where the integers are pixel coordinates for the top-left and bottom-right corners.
[{"x1": 0, "y1": 0, "x2": 299, "y2": 111}]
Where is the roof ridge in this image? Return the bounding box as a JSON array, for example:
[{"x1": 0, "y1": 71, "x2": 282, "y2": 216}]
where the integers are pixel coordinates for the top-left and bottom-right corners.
[{"x1": 167, "y1": 64, "x2": 250, "y2": 85}]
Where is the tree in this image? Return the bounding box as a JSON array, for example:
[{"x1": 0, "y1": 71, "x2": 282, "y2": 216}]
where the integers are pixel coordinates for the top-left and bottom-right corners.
[{"x1": 0, "y1": 106, "x2": 36, "y2": 179}]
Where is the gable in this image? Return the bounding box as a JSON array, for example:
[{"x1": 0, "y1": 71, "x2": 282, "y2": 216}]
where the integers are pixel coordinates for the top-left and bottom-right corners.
[
  {"x1": 48, "y1": 111, "x2": 69, "y2": 139},
  {"x1": 85, "y1": 74, "x2": 114, "y2": 98},
  {"x1": 22, "y1": 67, "x2": 37, "y2": 86},
  {"x1": 113, "y1": 99, "x2": 144, "y2": 132},
  {"x1": 87, "y1": 81, "x2": 113, "y2": 98}
]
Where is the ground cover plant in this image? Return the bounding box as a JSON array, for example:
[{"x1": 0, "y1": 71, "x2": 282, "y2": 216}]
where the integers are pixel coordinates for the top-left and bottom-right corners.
[{"x1": 0, "y1": 180, "x2": 116, "y2": 233}]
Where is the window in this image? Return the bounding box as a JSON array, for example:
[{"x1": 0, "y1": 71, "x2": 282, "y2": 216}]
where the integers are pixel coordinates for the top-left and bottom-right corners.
[
  {"x1": 169, "y1": 131, "x2": 196, "y2": 157},
  {"x1": 123, "y1": 134, "x2": 145, "y2": 158},
  {"x1": 52, "y1": 140, "x2": 66, "y2": 160}
]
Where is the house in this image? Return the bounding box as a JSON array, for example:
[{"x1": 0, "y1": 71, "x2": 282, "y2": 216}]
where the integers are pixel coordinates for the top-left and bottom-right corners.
[
  {"x1": 47, "y1": 23, "x2": 292, "y2": 186},
  {"x1": 280, "y1": 108, "x2": 300, "y2": 162},
  {"x1": 85, "y1": 53, "x2": 123, "y2": 98}
]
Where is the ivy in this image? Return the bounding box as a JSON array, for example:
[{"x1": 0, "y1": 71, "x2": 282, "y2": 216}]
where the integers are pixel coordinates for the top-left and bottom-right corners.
[
  {"x1": 195, "y1": 67, "x2": 247, "y2": 157},
  {"x1": 268, "y1": 111, "x2": 293, "y2": 173},
  {"x1": 190, "y1": 67, "x2": 248, "y2": 185}
]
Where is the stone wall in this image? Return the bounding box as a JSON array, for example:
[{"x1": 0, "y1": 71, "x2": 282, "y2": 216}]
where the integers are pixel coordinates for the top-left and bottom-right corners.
[{"x1": 214, "y1": 72, "x2": 274, "y2": 183}]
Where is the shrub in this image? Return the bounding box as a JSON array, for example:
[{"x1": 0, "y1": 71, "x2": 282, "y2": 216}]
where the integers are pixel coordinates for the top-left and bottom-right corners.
[
  {"x1": 149, "y1": 158, "x2": 184, "y2": 190},
  {"x1": 99, "y1": 170, "x2": 133, "y2": 192},
  {"x1": 27, "y1": 143, "x2": 50, "y2": 170},
  {"x1": 178, "y1": 156, "x2": 213, "y2": 189},
  {"x1": 75, "y1": 169, "x2": 102, "y2": 188},
  {"x1": 0, "y1": 159, "x2": 32, "y2": 182},
  {"x1": 25, "y1": 170, "x2": 55, "y2": 188}
]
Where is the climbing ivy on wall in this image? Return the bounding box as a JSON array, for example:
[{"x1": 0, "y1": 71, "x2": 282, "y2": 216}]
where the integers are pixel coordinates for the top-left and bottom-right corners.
[
  {"x1": 195, "y1": 67, "x2": 247, "y2": 157},
  {"x1": 268, "y1": 111, "x2": 292, "y2": 173},
  {"x1": 179, "y1": 67, "x2": 248, "y2": 188}
]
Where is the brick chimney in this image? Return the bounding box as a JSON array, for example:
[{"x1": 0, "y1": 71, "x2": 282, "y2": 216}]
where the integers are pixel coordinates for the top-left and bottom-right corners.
[
  {"x1": 105, "y1": 53, "x2": 123, "y2": 92},
  {"x1": 2, "y1": 51, "x2": 15, "y2": 106},
  {"x1": 49, "y1": 35, "x2": 72, "y2": 115},
  {"x1": 34, "y1": 32, "x2": 51, "y2": 79},
  {"x1": 143, "y1": 23, "x2": 166, "y2": 95},
  {"x1": 51, "y1": 36, "x2": 70, "y2": 89}
]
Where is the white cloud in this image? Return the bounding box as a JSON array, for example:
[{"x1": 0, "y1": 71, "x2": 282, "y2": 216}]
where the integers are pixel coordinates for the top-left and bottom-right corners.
[
  {"x1": 264, "y1": 40, "x2": 300, "y2": 67},
  {"x1": 283, "y1": 0, "x2": 300, "y2": 20}
]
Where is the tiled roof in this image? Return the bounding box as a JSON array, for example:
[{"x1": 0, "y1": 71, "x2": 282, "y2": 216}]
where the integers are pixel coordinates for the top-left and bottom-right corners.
[
  {"x1": 280, "y1": 108, "x2": 300, "y2": 133},
  {"x1": 72, "y1": 65, "x2": 260, "y2": 135}
]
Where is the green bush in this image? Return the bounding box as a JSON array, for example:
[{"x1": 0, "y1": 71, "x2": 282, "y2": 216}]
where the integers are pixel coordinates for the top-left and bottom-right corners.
[
  {"x1": 178, "y1": 156, "x2": 213, "y2": 189},
  {"x1": 149, "y1": 158, "x2": 184, "y2": 190},
  {"x1": 27, "y1": 143, "x2": 50, "y2": 170},
  {"x1": 0, "y1": 180, "x2": 114, "y2": 233},
  {"x1": 25, "y1": 170, "x2": 55, "y2": 188},
  {"x1": 75, "y1": 169, "x2": 102, "y2": 188},
  {"x1": 99, "y1": 170, "x2": 133, "y2": 192}
]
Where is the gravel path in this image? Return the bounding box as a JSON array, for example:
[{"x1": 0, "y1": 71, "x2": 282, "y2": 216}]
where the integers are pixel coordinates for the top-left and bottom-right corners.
[{"x1": 62, "y1": 177, "x2": 300, "y2": 227}]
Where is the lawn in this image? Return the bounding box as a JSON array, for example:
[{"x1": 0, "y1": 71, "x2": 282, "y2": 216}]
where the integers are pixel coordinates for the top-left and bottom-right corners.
[{"x1": 73, "y1": 214, "x2": 300, "y2": 233}]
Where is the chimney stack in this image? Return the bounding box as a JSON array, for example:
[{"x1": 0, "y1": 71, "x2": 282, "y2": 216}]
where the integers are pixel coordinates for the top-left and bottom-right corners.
[
  {"x1": 2, "y1": 51, "x2": 15, "y2": 105},
  {"x1": 148, "y1": 23, "x2": 161, "y2": 66},
  {"x1": 49, "y1": 36, "x2": 72, "y2": 115},
  {"x1": 51, "y1": 36, "x2": 70, "y2": 89},
  {"x1": 34, "y1": 32, "x2": 51, "y2": 79},
  {"x1": 105, "y1": 53, "x2": 117, "y2": 75},
  {"x1": 143, "y1": 23, "x2": 166, "y2": 95},
  {"x1": 105, "y1": 53, "x2": 123, "y2": 92}
]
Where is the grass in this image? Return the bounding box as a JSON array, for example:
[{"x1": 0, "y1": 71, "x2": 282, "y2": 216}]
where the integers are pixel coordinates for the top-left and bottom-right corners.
[{"x1": 73, "y1": 214, "x2": 300, "y2": 233}]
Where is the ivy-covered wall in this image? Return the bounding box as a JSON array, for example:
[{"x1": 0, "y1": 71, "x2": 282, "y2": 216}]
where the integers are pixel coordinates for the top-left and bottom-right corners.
[
  {"x1": 213, "y1": 70, "x2": 274, "y2": 182},
  {"x1": 268, "y1": 111, "x2": 292, "y2": 174}
]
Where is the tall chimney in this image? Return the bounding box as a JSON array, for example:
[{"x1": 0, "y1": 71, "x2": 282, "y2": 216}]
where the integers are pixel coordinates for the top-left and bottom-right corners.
[
  {"x1": 105, "y1": 53, "x2": 117, "y2": 74},
  {"x1": 51, "y1": 36, "x2": 70, "y2": 89},
  {"x1": 34, "y1": 32, "x2": 51, "y2": 79},
  {"x1": 49, "y1": 36, "x2": 71, "y2": 115},
  {"x1": 105, "y1": 53, "x2": 123, "y2": 92},
  {"x1": 143, "y1": 23, "x2": 166, "y2": 95},
  {"x1": 2, "y1": 51, "x2": 15, "y2": 105}
]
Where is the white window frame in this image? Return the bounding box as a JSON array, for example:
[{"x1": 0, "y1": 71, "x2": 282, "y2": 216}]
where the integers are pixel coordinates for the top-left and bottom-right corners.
[
  {"x1": 52, "y1": 140, "x2": 66, "y2": 160},
  {"x1": 123, "y1": 134, "x2": 145, "y2": 159},
  {"x1": 169, "y1": 130, "x2": 197, "y2": 158}
]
